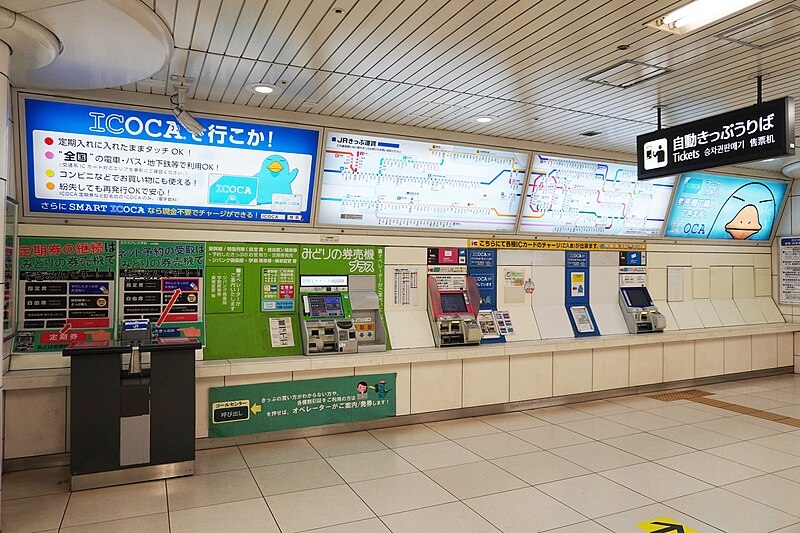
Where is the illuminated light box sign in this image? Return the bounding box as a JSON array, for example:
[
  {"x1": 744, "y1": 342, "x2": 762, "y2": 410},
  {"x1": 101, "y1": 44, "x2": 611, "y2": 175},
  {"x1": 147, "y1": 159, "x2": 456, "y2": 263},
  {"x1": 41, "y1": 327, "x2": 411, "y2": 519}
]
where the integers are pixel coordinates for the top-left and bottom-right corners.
[
  {"x1": 637, "y1": 97, "x2": 795, "y2": 180},
  {"x1": 317, "y1": 132, "x2": 528, "y2": 231},
  {"x1": 664, "y1": 172, "x2": 788, "y2": 241},
  {"x1": 519, "y1": 155, "x2": 675, "y2": 237},
  {"x1": 22, "y1": 98, "x2": 319, "y2": 223}
]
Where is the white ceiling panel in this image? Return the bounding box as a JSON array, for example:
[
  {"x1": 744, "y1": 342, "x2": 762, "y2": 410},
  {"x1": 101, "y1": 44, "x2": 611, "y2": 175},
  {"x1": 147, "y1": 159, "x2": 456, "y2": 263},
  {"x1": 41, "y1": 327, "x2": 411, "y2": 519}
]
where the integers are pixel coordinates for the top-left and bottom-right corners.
[{"x1": 31, "y1": 0, "x2": 800, "y2": 162}]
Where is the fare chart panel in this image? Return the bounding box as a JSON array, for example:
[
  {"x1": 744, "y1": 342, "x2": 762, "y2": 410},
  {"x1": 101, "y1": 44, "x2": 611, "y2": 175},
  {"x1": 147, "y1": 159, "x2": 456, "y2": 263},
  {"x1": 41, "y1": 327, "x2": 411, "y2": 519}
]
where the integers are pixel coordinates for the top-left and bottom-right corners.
[
  {"x1": 318, "y1": 132, "x2": 528, "y2": 231},
  {"x1": 519, "y1": 155, "x2": 675, "y2": 237}
]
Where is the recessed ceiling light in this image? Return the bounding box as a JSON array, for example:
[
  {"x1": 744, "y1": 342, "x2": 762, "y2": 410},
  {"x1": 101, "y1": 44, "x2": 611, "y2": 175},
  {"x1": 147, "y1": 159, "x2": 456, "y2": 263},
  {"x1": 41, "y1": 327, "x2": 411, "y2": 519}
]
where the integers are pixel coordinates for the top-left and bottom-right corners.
[
  {"x1": 579, "y1": 131, "x2": 602, "y2": 137},
  {"x1": 246, "y1": 82, "x2": 279, "y2": 95},
  {"x1": 476, "y1": 116, "x2": 494, "y2": 123}
]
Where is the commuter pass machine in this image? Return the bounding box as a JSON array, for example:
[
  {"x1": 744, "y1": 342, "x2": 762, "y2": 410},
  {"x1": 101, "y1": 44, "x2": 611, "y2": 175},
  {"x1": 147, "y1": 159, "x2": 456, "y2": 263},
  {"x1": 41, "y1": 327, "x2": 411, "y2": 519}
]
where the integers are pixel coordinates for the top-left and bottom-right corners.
[
  {"x1": 619, "y1": 286, "x2": 666, "y2": 334},
  {"x1": 427, "y1": 275, "x2": 481, "y2": 346},
  {"x1": 299, "y1": 275, "x2": 386, "y2": 355}
]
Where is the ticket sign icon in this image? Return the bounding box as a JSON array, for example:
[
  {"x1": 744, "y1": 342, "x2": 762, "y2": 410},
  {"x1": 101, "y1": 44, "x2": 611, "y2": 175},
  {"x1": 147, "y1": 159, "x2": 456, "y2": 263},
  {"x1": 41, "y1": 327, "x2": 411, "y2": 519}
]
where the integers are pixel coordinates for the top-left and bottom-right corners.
[{"x1": 208, "y1": 175, "x2": 259, "y2": 205}]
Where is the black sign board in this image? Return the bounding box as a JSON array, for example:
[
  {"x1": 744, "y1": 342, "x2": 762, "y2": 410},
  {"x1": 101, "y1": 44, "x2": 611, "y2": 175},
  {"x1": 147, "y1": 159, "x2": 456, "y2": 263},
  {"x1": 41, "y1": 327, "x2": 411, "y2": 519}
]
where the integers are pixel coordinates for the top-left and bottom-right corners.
[{"x1": 637, "y1": 97, "x2": 795, "y2": 180}]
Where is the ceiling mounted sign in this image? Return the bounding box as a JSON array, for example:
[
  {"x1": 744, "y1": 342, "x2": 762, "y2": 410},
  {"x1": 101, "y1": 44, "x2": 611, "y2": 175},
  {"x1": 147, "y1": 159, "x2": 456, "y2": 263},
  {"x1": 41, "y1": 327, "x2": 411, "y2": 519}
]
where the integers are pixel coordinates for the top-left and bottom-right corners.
[{"x1": 636, "y1": 97, "x2": 795, "y2": 180}]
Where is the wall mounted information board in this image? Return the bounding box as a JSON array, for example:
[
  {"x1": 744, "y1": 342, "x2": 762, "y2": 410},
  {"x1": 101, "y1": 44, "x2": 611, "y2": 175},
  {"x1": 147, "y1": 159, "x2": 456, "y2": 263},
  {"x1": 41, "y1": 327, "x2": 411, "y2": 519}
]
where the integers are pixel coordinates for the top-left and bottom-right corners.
[
  {"x1": 519, "y1": 155, "x2": 674, "y2": 237},
  {"x1": 15, "y1": 237, "x2": 116, "y2": 352},
  {"x1": 204, "y1": 243, "x2": 301, "y2": 359},
  {"x1": 779, "y1": 236, "x2": 800, "y2": 305},
  {"x1": 118, "y1": 241, "x2": 205, "y2": 342},
  {"x1": 318, "y1": 132, "x2": 528, "y2": 231},
  {"x1": 22, "y1": 97, "x2": 319, "y2": 223},
  {"x1": 664, "y1": 172, "x2": 788, "y2": 241}
]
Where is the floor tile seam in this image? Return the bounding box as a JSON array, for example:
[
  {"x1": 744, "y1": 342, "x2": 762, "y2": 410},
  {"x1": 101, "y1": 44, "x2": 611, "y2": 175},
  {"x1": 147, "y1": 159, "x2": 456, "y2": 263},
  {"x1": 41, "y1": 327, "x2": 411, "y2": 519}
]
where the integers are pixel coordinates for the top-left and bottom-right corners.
[
  {"x1": 539, "y1": 519, "x2": 612, "y2": 533},
  {"x1": 56, "y1": 490, "x2": 71, "y2": 532},
  {"x1": 423, "y1": 456, "x2": 535, "y2": 495},
  {"x1": 242, "y1": 455, "x2": 286, "y2": 531},
  {"x1": 57, "y1": 511, "x2": 169, "y2": 532},
  {"x1": 651, "y1": 448, "x2": 768, "y2": 488},
  {"x1": 451, "y1": 445, "x2": 547, "y2": 462},
  {"x1": 599, "y1": 413, "x2": 685, "y2": 433},
  {"x1": 458, "y1": 485, "x2": 593, "y2": 530},
  {"x1": 240, "y1": 453, "x2": 326, "y2": 469},
  {"x1": 535, "y1": 473, "x2": 658, "y2": 520},
  {"x1": 294, "y1": 516, "x2": 383, "y2": 533},
  {"x1": 593, "y1": 496, "x2": 721, "y2": 533},
  {"x1": 1, "y1": 487, "x2": 71, "y2": 502},
  {"x1": 639, "y1": 406, "x2": 728, "y2": 424},
  {"x1": 422, "y1": 424, "x2": 504, "y2": 441},
  {"x1": 595, "y1": 466, "x2": 715, "y2": 500},
  {"x1": 598, "y1": 496, "x2": 722, "y2": 532},
  {"x1": 349, "y1": 469, "x2": 459, "y2": 521},
  {"x1": 690, "y1": 396, "x2": 800, "y2": 428},
  {"x1": 597, "y1": 437, "x2": 696, "y2": 462},
  {"x1": 702, "y1": 443, "x2": 800, "y2": 474},
  {"x1": 167, "y1": 492, "x2": 267, "y2": 515},
  {"x1": 716, "y1": 484, "x2": 800, "y2": 519},
  {"x1": 380, "y1": 500, "x2": 505, "y2": 533}
]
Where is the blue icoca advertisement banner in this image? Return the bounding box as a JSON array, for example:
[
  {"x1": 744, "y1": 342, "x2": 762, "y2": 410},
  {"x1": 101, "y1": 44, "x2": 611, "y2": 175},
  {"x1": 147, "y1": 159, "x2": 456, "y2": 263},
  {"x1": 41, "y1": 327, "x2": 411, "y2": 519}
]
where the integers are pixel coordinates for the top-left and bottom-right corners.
[
  {"x1": 664, "y1": 172, "x2": 788, "y2": 241},
  {"x1": 23, "y1": 98, "x2": 320, "y2": 223}
]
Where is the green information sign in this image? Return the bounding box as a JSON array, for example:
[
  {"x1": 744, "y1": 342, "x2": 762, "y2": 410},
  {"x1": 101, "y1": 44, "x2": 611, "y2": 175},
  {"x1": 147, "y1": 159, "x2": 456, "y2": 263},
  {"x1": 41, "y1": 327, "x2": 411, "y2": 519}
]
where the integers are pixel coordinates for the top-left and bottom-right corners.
[
  {"x1": 209, "y1": 373, "x2": 396, "y2": 437},
  {"x1": 118, "y1": 241, "x2": 205, "y2": 342},
  {"x1": 204, "y1": 243, "x2": 301, "y2": 359},
  {"x1": 15, "y1": 237, "x2": 117, "y2": 353}
]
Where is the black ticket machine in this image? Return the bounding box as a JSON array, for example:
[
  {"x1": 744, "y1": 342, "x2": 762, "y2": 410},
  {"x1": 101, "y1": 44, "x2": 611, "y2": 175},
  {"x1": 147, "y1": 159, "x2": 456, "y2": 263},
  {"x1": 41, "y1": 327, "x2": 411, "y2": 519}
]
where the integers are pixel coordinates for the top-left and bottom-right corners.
[
  {"x1": 64, "y1": 327, "x2": 197, "y2": 490},
  {"x1": 619, "y1": 286, "x2": 666, "y2": 334}
]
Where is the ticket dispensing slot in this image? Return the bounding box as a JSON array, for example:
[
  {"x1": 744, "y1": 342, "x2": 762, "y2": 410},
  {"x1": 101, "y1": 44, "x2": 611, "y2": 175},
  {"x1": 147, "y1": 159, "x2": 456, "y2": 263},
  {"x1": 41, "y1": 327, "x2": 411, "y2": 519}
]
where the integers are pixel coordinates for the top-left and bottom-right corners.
[
  {"x1": 300, "y1": 292, "x2": 358, "y2": 355},
  {"x1": 427, "y1": 276, "x2": 482, "y2": 347},
  {"x1": 619, "y1": 286, "x2": 666, "y2": 334}
]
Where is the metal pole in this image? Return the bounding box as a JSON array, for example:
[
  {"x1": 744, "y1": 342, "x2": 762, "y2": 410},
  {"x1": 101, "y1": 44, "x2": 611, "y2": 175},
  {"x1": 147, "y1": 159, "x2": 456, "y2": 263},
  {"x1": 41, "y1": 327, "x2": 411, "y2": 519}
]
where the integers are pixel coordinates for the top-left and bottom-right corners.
[{"x1": 757, "y1": 75, "x2": 762, "y2": 104}]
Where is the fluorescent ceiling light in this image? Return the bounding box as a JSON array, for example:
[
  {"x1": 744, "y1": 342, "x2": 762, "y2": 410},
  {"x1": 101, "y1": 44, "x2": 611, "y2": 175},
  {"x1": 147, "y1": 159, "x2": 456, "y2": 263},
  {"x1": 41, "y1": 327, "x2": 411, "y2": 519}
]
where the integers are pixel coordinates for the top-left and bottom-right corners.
[
  {"x1": 648, "y1": 0, "x2": 764, "y2": 34},
  {"x1": 476, "y1": 116, "x2": 493, "y2": 123}
]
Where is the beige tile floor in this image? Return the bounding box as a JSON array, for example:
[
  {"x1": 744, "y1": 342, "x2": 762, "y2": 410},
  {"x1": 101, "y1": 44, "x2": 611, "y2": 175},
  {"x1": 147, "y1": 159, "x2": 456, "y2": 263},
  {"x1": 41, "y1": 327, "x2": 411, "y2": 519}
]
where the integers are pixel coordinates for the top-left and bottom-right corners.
[{"x1": 3, "y1": 374, "x2": 800, "y2": 532}]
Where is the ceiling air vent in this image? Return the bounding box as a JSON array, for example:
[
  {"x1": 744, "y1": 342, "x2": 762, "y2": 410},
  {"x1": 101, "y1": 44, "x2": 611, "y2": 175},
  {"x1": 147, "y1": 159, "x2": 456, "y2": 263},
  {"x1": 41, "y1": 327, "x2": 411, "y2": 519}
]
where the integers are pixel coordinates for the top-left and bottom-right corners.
[
  {"x1": 579, "y1": 131, "x2": 602, "y2": 137},
  {"x1": 717, "y1": 4, "x2": 800, "y2": 49},
  {"x1": 582, "y1": 60, "x2": 672, "y2": 88}
]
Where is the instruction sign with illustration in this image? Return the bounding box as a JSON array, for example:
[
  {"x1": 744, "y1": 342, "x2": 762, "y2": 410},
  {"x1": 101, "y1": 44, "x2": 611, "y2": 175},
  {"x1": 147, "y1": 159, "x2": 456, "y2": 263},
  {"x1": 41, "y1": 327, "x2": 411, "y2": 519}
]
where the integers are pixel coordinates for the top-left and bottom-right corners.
[
  {"x1": 23, "y1": 98, "x2": 319, "y2": 223},
  {"x1": 118, "y1": 241, "x2": 204, "y2": 341},
  {"x1": 209, "y1": 374, "x2": 396, "y2": 437},
  {"x1": 15, "y1": 237, "x2": 116, "y2": 352}
]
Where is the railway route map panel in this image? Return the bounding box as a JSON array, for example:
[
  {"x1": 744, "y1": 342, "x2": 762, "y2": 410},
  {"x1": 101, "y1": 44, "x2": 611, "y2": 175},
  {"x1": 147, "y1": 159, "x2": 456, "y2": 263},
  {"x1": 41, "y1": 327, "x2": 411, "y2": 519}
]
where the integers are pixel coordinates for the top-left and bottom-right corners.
[
  {"x1": 519, "y1": 154, "x2": 675, "y2": 237},
  {"x1": 318, "y1": 132, "x2": 529, "y2": 231}
]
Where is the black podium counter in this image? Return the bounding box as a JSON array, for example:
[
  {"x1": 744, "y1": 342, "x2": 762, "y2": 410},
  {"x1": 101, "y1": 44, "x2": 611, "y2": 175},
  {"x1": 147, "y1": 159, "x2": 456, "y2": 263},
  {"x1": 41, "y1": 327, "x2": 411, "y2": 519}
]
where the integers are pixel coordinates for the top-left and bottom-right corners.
[{"x1": 64, "y1": 338, "x2": 200, "y2": 490}]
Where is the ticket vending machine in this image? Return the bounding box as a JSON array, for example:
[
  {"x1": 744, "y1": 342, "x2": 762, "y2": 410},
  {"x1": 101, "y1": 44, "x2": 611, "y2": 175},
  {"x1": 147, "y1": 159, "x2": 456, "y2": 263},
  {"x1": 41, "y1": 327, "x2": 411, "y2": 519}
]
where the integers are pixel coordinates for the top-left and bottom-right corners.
[
  {"x1": 427, "y1": 275, "x2": 482, "y2": 347},
  {"x1": 299, "y1": 275, "x2": 386, "y2": 355},
  {"x1": 619, "y1": 286, "x2": 666, "y2": 334}
]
